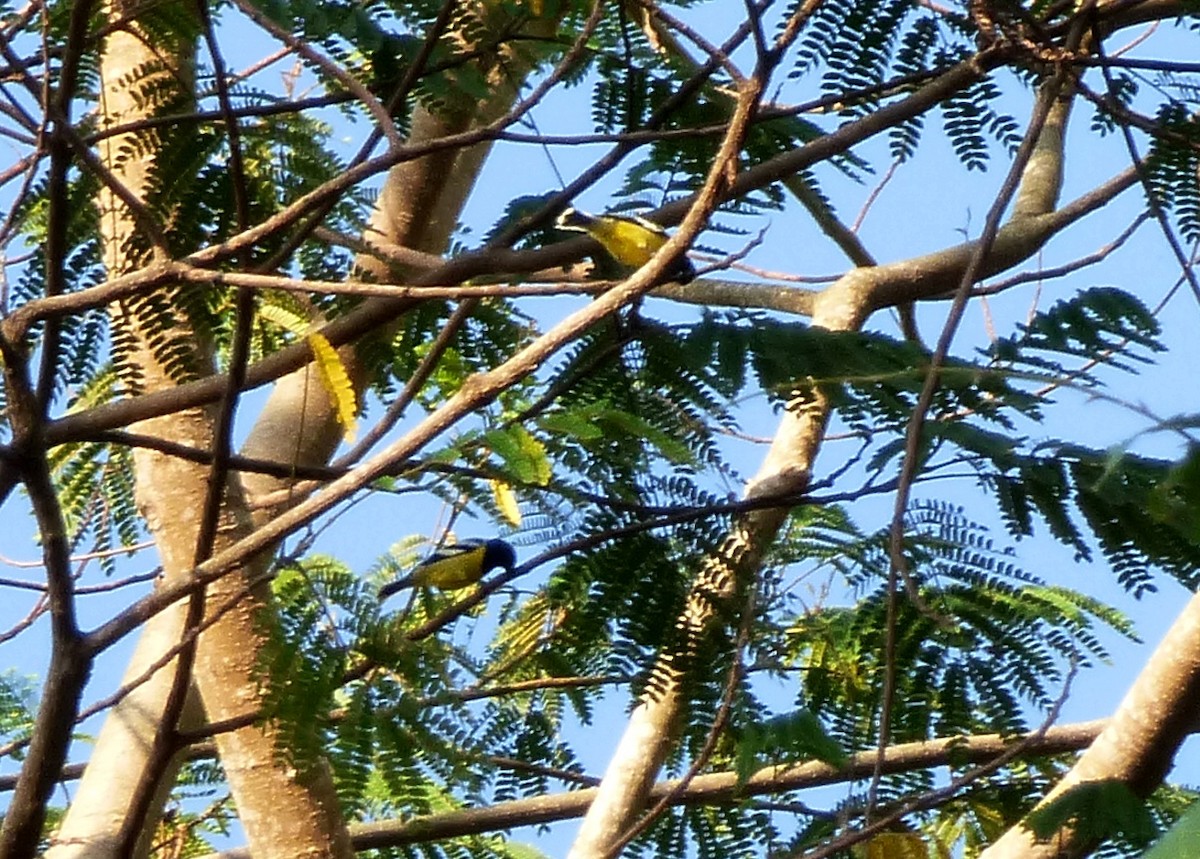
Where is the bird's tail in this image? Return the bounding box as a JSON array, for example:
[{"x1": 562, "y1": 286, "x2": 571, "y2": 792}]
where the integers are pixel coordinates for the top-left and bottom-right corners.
[{"x1": 378, "y1": 574, "x2": 415, "y2": 600}]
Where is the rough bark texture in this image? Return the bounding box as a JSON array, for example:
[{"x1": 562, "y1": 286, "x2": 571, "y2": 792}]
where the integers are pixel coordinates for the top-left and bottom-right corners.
[
  {"x1": 52, "y1": 0, "x2": 552, "y2": 854},
  {"x1": 49, "y1": 5, "x2": 355, "y2": 857},
  {"x1": 47, "y1": 8, "x2": 212, "y2": 854}
]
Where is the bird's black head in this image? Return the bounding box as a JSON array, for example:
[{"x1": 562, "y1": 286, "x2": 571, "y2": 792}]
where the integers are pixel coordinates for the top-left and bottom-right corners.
[
  {"x1": 483, "y1": 539, "x2": 517, "y2": 573},
  {"x1": 555, "y1": 207, "x2": 594, "y2": 231}
]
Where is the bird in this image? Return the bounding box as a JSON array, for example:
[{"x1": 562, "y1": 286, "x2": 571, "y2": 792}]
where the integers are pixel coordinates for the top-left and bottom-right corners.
[
  {"x1": 378, "y1": 538, "x2": 516, "y2": 597},
  {"x1": 556, "y1": 207, "x2": 696, "y2": 284}
]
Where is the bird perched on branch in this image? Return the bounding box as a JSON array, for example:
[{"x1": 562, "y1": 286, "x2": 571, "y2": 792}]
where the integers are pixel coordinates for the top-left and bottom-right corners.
[
  {"x1": 556, "y1": 207, "x2": 696, "y2": 284},
  {"x1": 378, "y1": 538, "x2": 516, "y2": 597}
]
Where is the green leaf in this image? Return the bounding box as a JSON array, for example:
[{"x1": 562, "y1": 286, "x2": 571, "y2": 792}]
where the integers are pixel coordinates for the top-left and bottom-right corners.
[
  {"x1": 1149, "y1": 445, "x2": 1200, "y2": 543},
  {"x1": 733, "y1": 709, "x2": 848, "y2": 786},
  {"x1": 597, "y1": 408, "x2": 695, "y2": 466},
  {"x1": 1025, "y1": 780, "x2": 1157, "y2": 847},
  {"x1": 538, "y1": 408, "x2": 606, "y2": 441},
  {"x1": 1143, "y1": 798, "x2": 1200, "y2": 859},
  {"x1": 485, "y1": 425, "x2": 553, "y2": 485}
]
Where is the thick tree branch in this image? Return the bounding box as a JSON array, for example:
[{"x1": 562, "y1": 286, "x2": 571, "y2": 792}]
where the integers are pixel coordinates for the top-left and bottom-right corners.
[
  {"x1": 31, "y1": 52, "x2": 995, "y2": 448},
  {"x1": 980, "y1": 592, "x2": 1200, "y2": 858},
  {"x1": 0, "y1": 376, "x2": 90, "y2": 859},
  {"x1": 198, "y1": 720, "x2": 1113, "y2": 857}
]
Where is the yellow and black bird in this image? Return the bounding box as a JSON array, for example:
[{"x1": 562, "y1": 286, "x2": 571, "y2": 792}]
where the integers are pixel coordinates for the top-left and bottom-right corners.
[
  {"x1": 556, "y1": 207, "x2": 696, "y2": 284},
  {"x1": 379, "y1": 538, "x2": 516, "y2": 597}
]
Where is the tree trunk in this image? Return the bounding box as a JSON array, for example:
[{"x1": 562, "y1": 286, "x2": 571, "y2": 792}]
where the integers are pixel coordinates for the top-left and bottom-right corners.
[
  {"x1": 52, "y1": 0, "x2": 555, "y2": 855},
  {"x1": 49, "y1": 5, "x2": 354, "y2": 857}
]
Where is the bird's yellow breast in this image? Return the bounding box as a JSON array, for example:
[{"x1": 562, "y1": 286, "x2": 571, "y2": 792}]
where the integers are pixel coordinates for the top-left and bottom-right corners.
[
  {"x1": 411, "y1": 545, "x2": 488, "y2": 590},
  {"x1": 588, "y1": 218, "x2": 670, "y2": 268}
]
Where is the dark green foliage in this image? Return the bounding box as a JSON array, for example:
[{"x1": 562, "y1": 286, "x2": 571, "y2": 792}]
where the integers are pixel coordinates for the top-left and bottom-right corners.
[
  {"x1": 676, "y1": 312, "x2": 1040, "y2": 434},
  {"x1": 1026, "y1": 780, "x2": 1158, "y2": 849},
  {"x1": 7, "y1": 173, "x2": 108, "y2": 402},
  {"x1": 778, "y1": 0, "x2": 1027, "y2": 173},
  {"x1": 0, "y1": 672, "x2": 36, "y2": 747},
  {"x1": 1092, "y1": 73, "x2": 1138, "y2": 136},
  {"x1": 733, "y1": 708, "x2": 847, "y2": 784},
  {"x1": 1144, "y1": 102, "x2": 1200, "y2": 243},
  {"x1": 1143, "y1": 790, "x2": 1200, "y2": 859},
  {"x1": 484, "y1": 192, "x2": 570, "y2": 248},
  {"x1": 260, "y1": 546, "x2": 597, "y2": 834},
  {"x1": 35, "y1": 369, "x2": 142, "y2": 562},
  {"x1": 987, "y1": 286, "x2": 1164, "y2": 376},
  {"x1": 1150, "y1": 444, "x2": 1200, "y2": 541},
  {"x1": 262, "y1": 559, "x2": 361, "y2": 767},
  {"x1": 110, "y1": 288, "x2": 209, "y2": 389},
  {"x1": 88, "y1": 58, "x2": 218, "y2": 386},
  {"x1": 1065, "y1": 446, "x2": 1200, "y2": 593},
  {"x1": 940, "y1": 75, "x2": 1022, "y2": 170},
  {"x1": 592, "y1": 53, "x2": 655, "y2": 133},
  {"x1": 544, "y1": 531, "x2": 700, "y2": 683},
  {"x1": 787, "y1": 501, "x2": 1136, "y2": 747},
  {"x1": 790, "y1": 0, "x2": 918, "y2": 82},
  {"x1": 666, "y1": 289, "x2": 1200, "y2": 607},
  {"x1": 685, "y1": 803, "x2": 776, "y2": 859},
  {"x1": 941, "y1": 435, "x2": 1200, "y2": 598},
  {"x1": 981, "y1": 446, "x2": 1200, "y2": 599},
  {"x1": 48, "y1": 438, "x2": 140, "y2": 567},
  {"x1": 820, "y1": 0, "x2": 914, "y2": 103},
  {"x1": 887, "y1": 18, "x2": 946, "y2": 160}
]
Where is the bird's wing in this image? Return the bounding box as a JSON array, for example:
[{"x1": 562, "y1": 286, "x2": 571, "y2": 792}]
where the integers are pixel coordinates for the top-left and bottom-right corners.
[{"x1": 413, "y1": 541, "x2": 489, "y2": 590}]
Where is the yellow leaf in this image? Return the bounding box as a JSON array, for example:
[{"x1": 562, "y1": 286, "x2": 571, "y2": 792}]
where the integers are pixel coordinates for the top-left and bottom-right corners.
[
  {"x1": 255, "y1": 298, "x2": 311, "y2": 334},
  {"x1": 491, "y1": 479, "x2": 522, "y2": 527},
  {"x1": 306, "y1": 332, "x2": 357, "y2": 443},
  {"x1": 857, "y1": 831, "x2": 933, "y2": 859}
]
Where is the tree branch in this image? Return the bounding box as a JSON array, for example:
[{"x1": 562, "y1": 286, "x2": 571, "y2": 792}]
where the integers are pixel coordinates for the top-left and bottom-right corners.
[{"x1": 196, "y1": 720, "x2": 1114, "y2": 857}]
